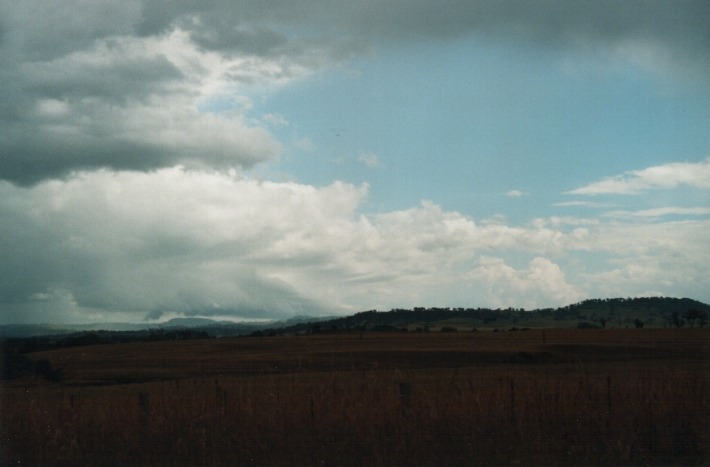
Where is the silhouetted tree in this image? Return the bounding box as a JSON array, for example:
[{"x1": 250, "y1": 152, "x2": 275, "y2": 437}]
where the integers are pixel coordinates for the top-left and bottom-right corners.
[
  {"x1": 672, "y1": 311, "x2": 685, "y2": 328},
  {"x1": 683, "y1": 309, "x2": 706, "y2": 327}
]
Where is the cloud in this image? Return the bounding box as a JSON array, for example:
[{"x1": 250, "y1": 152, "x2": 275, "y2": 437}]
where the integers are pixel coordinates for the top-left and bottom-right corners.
[
  {"x1": 0, "y1": 2, "x2": 708, "y2": 322},
  {"x1": 1, "y1": 168, "x2": 707, "y2": 324},
  {"x1": 605, "y1": 206, "x2": 710, "y2": 218},
  {"x1": 467, "y1": 257, "x2": 584, "y2": 310},
  {"x1": 0, "y1": 4, "x2": 347, "y2": 184},
  {"x1": 358, "y1": 151, "x2": 382, "y2": 168},
  {"x1": 584, "y1": 248, "x2": 708, "y2": 301},
  {"x1": 0, "y1": 26, "x2": 294, "y2": 184},
  {"x1": 505, "y1": 190, "x2": 528, "y2": 197},
  {"x1": 567, "y1": 158, "x2": 710, "y2": 195},
  {"x1": 553, "y1": 201, "x2": 614, "y2": 208},
  {"x1": 0, "y1": 168, "x2": 368, "y2": 322},
  {"x1": 168, "y1": 2, "x2": 710, "y2": 92},
  {"x1": 262, "y1": 113, "x2": 289, "y2": 128},
  {"x1": 2, "y1": 1, "x2": 708, "y2": 183}
]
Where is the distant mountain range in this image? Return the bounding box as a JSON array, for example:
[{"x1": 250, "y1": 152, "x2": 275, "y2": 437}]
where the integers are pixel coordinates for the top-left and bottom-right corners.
[
  {"x1": 1, "y1": 297, "x2": 707, "y2": 339},
  {"x1": 0, "y1": 315, "x2": 330, "y2": 338}
]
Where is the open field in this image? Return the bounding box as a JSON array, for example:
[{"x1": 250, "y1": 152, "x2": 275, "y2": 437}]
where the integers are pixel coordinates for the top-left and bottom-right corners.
[{"x1": 2, "y1": 328, "x2": 709, "y2": 466}]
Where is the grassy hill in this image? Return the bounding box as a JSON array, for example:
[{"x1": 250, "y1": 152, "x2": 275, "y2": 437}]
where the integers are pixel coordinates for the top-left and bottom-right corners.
[
  {"x1": 263, "y1": 297, "x2": 710, "y2": 335},
  {"x1": 2, "y1": 297, "x2": 707, "y2": 350}
]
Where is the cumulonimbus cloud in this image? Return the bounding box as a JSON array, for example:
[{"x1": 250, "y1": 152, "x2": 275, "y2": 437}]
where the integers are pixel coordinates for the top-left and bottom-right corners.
[
  {"x1": 1, "y1": 2, "x2": 708, "y2": 323},
  {"x1": 1, "y1": 167, "x2": 707, "y2": 324}
]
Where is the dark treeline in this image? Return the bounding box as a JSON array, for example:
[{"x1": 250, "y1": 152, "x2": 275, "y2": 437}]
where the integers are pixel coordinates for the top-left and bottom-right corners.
[
  {"x1": 2, "y1": 296, "x2": 708, "y2": 381},
  {"x1": 256, "y1": 297, "x2": 709, "y2": 337}
]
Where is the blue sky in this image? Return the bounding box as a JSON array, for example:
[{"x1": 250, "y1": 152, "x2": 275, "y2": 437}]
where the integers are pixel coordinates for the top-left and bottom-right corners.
[
  {"x1": 0, "y1": 1, "x2": 708, "y2": 324},
  {"x1": 256, "y1": 36, "x2": 709, "y2": 221}
]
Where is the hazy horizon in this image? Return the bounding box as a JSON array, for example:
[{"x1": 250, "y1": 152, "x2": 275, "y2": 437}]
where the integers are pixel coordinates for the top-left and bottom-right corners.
[{"x1": 1, "y1": 1, "x2": 708, "y2": 325}]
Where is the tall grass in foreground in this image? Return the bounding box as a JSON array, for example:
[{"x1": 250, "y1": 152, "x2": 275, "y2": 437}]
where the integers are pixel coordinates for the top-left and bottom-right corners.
[{"x1": 2, "y1": 364, "x2": 707, "y2": 466}]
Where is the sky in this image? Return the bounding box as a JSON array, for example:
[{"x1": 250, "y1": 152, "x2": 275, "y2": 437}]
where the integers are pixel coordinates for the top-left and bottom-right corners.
[{"x1": 0, "y1": 1, "x2": 709, "y2": 324}]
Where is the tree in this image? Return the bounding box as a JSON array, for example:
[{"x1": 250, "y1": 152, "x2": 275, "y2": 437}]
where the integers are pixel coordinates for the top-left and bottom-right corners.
[
  {"x1": 633, "y1": 318, "x2": 644, "y2": 329},
  {"x1": 672, "y1": 311, "x2": 685, "y2": 328},
  {"x1": 683, "y1": 309, "x2": 707, "y2": 327}
]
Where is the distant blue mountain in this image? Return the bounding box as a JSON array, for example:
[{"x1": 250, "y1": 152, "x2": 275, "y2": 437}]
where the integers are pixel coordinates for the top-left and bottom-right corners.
[
  {"x1": 0, "y1": 318, "x2": 261, "y2": 338},
  {"x1": 161, "y1": 317, "x2": 245, "y2": 328},
  {"x1": 0, "y1": 323, "x2": 151, "y2": 338}
]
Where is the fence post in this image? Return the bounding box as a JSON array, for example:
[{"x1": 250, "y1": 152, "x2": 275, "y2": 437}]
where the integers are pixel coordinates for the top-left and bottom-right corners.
[{"x1": 509, "y1": 379, "x2": 516, "y2": 424}]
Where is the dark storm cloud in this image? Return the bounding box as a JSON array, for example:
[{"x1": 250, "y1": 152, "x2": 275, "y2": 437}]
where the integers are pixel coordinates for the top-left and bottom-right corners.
[
  {"x1": 1, "y1": 1, "x2": 142, "y2": 61},
  {"x1": 0, "y1": 187, "x2": 97, "y2": 309},
  {"x1": 195, "y1": 27, "x2": 289, "y2": 57},
  {"x1": 165, "y1": 1, "x2": 710, "y2": 56},
  {"x1": 22, "y1": 53, "x2": 184, "y2": 104},
  {"x1": 0, "y1": 0, "x2": 707, "y2": 184},
  {"x1": 3, "y1": 49, "x2": 185, "y2": 176}
]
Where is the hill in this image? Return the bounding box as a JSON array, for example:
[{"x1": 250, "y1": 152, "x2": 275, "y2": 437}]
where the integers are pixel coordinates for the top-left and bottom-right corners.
[
  {"x1": 259, "y1": 297, "x2": 709, "y2": 335},
  {"x1": 1, "y1": 297, "x2": 706, "y2": 344}
]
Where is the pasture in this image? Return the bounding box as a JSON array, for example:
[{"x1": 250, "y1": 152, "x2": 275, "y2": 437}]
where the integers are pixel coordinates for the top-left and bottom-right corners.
[{"x1": 2, "y1": 328, "x2": 708, "y2": 465}]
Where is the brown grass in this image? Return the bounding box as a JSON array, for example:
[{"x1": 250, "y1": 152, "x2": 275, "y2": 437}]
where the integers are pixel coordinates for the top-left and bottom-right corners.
[{"x1": 2, "y1": 328, "x2": 708, "y2": 466}]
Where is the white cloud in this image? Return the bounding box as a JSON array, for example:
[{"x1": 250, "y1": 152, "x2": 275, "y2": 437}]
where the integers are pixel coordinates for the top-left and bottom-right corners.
[
  {"x1": 605, "y1": 206, "x2": 710, "y2": 218},
  {"x1": 1, "y1": 167, "x2": 707, "y2": 324},
  {"x1": 583, "y1": 250, "x2": 705, "y2": 301},
  {"x1": 0, "y1": 2, "x2": 707, "y2": 325},
  {"x1": 466, "y1": 257, "x2": 584, "y2": 310},
  {"x1": 262, "y1": 113, "x2": 289, "y2": 128},
  {"x1": 505, "y1": 189, "x2": 527, "y2": 197},
  {"x1": 358, "y1": 151, "x2": 382, "y2": 168},
  {"x1": 553, "y1": 200, "x2": 615, "y2": 208},
  {"x1": 0, "y1": 18, "x2": 329, "y2": 182},
  {"x1": 567, "y1": 158, "x2": 710, "y2": 195},
  {"x1": 0, "y1": 168, "x2": 366, "y2": 322}
]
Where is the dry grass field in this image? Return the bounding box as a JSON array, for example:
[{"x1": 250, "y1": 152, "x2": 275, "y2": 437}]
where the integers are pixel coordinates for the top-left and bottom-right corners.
[{"x1": 2, "y1": 328, "x2": 708, "y2": 466}]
